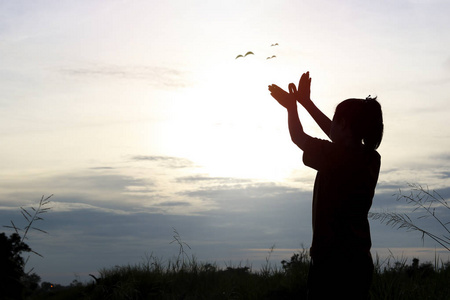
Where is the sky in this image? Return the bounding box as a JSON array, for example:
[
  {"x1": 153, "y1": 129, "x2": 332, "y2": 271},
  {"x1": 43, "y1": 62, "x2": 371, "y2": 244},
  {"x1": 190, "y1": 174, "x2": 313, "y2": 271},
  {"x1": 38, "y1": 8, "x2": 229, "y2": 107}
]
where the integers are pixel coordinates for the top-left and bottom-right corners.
[{"x1": 1, "y1": 0, "x2": 450, "y2": 285}]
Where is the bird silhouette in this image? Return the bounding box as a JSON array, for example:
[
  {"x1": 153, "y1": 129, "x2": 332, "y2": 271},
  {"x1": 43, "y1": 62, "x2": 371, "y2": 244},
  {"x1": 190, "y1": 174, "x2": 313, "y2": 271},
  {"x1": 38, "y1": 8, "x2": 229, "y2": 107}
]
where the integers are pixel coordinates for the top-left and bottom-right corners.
[
  {"x1": 270, "y1": 43, "x2": 279, "y2": 46},
  {"x1": 266, "y1": 55, "x2": 276, "y2": 59},
  {"x1": 235, "y1": 51, "x2": 254, "y2": 59}
]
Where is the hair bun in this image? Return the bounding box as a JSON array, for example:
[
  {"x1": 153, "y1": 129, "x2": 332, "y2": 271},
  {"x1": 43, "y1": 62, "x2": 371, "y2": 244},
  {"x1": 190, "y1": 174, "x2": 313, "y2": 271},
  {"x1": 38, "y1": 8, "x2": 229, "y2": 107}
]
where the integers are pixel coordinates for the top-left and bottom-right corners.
[{"x1": 362, "y1": 96, "x2": 383, "y2": 150}]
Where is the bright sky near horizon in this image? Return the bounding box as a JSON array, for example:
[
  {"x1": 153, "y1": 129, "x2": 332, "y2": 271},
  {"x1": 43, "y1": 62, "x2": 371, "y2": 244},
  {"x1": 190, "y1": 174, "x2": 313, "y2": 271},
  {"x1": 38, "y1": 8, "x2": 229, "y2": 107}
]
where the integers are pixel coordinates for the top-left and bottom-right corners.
[{"x1": 1, "y1": 0, "x2": 450, "y2": 285}]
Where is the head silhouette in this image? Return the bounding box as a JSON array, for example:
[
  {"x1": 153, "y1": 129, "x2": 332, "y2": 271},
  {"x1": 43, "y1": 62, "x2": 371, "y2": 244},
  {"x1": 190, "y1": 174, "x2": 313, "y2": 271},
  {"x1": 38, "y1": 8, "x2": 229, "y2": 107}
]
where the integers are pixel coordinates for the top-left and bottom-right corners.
[{"x1": 332, "y1": 96, "x2": 383, "y2": 150}]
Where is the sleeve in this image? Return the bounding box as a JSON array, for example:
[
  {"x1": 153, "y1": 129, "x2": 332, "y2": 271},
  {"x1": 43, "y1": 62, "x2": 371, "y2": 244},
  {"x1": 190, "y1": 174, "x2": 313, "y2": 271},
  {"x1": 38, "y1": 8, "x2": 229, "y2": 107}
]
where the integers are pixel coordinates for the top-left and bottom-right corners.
[{"x1": 302, "y1": 137, "x2": 336, "y2": 171}]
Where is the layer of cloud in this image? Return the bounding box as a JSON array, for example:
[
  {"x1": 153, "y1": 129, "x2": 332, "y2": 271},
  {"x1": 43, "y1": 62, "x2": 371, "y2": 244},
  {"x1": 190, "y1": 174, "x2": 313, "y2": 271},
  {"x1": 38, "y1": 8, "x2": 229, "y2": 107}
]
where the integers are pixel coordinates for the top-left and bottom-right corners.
[
  {"x1": 132, "y1": 155, "x2": 197, "y2": 169},
  {"x1": 176, "y1": 175, "x2": 252, "y2": 184},
  {"x1": 444, "y1": 56, "x2": 450, "y2": 71},
  {"x1": 59, "y1": 64, "x2": 191, "y2": 89}
]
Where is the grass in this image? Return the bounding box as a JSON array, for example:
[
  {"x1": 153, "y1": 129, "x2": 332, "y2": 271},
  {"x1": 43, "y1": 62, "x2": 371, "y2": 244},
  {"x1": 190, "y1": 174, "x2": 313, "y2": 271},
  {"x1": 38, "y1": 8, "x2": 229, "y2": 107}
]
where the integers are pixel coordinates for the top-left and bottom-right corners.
[
  {"x1": 28, "y1": 248, "x2": 450, "y2": 300},
  {"x1": 371, "y1": 255, "x2": 450, "y2": 300},
  {"x1": 32, "y1": 252, "x2": 307, "y2": 300}
]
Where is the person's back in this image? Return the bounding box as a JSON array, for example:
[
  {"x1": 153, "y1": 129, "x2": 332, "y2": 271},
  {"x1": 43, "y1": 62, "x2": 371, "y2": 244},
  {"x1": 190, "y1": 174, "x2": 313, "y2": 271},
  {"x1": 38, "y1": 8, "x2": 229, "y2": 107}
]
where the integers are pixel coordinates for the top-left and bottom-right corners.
[{"x1": 304, "y1": 139, "x2": 380, "y2": 259}]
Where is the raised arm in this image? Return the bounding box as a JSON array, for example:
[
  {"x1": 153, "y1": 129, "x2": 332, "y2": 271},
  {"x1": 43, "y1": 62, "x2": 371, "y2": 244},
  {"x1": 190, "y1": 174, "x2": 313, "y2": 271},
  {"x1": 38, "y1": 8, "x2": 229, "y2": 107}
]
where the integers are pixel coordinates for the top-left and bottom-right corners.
[
  {"x1": 296, "y1": 72, "x2": 332, "y2": 139},
  {"x1": 268, "y1": 84, "x2": 311, "y2": 150}
]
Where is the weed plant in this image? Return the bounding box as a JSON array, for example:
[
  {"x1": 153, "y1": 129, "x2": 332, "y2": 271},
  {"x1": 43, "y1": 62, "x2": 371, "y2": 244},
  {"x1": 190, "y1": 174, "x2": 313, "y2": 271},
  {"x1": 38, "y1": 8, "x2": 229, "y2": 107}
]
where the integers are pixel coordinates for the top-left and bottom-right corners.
[
  {"x1": 370, "y1": 254, "x2": 450, "y2": 300},
  {"x1": 1, "y1": 195, "x2": 52, "y2": 299},
  {"x1": 370, "y1": 183, "x2": 450, "y2": 251},
  {"x1": 4, "y1": 194, "x2": 53, "y2": 261}
]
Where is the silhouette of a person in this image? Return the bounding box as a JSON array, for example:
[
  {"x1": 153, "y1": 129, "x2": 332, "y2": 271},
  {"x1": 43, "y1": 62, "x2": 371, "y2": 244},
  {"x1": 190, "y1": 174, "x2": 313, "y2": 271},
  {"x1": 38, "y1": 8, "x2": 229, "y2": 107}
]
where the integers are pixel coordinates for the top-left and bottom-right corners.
[{"x1": 269, "y1": 72, "x2": 383, "y2": 300}]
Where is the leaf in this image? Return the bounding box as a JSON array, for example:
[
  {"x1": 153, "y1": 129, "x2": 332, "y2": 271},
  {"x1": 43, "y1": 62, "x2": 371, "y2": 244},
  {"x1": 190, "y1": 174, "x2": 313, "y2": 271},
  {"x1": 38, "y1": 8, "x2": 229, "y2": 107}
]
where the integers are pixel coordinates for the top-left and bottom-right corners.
[
  {"x1": 30, "y1": 249, "x2": 43, "y2": 258},
  {"x1": 32, "y1": 227, "x2": 48, "y2": 234},
  {"x1": 21, "y1": 207, "x2": 32, "y2": 218},
  {"x1": 9, "y1": 220, "x2": 20, "y2": 234},
  {"x1": 20, "y1": 210, "x2": 30, "y2": 222}
]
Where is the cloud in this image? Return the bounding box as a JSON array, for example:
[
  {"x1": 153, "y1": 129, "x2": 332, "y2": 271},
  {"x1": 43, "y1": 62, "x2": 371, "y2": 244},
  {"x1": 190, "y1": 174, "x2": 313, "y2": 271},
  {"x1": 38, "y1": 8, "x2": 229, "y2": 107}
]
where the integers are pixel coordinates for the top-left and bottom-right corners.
[
  {"x1": 48, "y1": 201, "x2": 131, "y2": 214},
  {"x1": 176, "y1": 175, "x2": 252, "y2": 184},
  {"x1": 132, "y1": 155, "x2": 197, "y2": 169},
  {"x1": 444, "y1": 57, "x2": 450, "y2": 71},
  {"x1": 51, "y1": 174, "x2": 148, "y2": 196},
  {"x1": 159, "y1": 201, "x2": 191, "y2": 207},
  {"x1": 375, "y1": 161, "x2": 450, "y2": 193},
  {"x1": 59, "y1": 64, "x2": 190, "y2": 89},
  {"x1": 438, "y1": 172, "x2": 450, "y2": 179},
  {"x1": 179, "y1": 181, "x2": 310, "y2": 222},
  {"x1": 0, "y1": 169, "x2": 156, "y2": 212},
  {"x1": 432, "y1": 152, "x2": 450, "y2": 163},
  {"x1": 183, "y1": 182, "x2": 302, "y2": 199}
]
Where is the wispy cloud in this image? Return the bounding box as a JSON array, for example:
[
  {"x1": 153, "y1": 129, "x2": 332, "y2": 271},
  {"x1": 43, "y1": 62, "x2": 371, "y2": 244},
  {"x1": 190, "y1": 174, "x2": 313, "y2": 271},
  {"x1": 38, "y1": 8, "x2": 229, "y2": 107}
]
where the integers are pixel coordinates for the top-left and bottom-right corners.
[
  {"x1": 176, "y1": 175, "x2": 252, "y2": 184},
  {"x1": 132, "y1": 155, "x2": 197, "y2": 169},
  {"x1": 180, "y1": 181, "x2": 307, "y2": 214},
  {"x1": 0, "y1": 170, "x2": 154, "y2": 211},
  {"x1": 444, "y1": 56, "x2": 450, "y2": 71},
  {"x1": 432, "y1": 152, "x2": 450, "y2": 163},
  {"x1": 49, "y1": 201, "x2": 131, "y2": 214},
  {"x1": 59, "y1": 64, "x2": 191, "y2": 89},
  {"x1": 158, "y1": 201, "x2": 191, "y2": 207}
]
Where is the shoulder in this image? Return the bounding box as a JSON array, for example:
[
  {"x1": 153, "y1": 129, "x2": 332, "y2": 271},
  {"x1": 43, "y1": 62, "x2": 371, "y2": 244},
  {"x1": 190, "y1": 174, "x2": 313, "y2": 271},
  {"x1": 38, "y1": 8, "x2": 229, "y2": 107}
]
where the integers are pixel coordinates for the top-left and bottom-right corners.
[
  {"x1": 303, "y1": 137, "x2": 333, "y2": 151},
  {"x1": 302, "y1": 137, "x2": 338, "y2": 170}
]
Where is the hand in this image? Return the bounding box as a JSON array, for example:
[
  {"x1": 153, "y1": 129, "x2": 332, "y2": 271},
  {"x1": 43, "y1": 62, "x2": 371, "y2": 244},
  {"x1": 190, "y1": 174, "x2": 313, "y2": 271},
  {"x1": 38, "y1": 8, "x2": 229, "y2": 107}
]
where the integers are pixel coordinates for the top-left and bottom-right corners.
[
  {"x1": 296, "y1": 71, "x2": 312, "y2": 106},
  {"x1": 268, "y1": 84, "x2": 296, "y2": 110}
]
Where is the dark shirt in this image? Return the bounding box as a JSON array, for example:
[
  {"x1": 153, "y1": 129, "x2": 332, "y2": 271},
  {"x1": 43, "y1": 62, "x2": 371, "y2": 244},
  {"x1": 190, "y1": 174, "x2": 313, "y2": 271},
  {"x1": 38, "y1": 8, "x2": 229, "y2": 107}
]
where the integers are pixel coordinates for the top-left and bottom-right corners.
[{"x1": 303, "y1": 137, "x2": 381, "y2": 259}]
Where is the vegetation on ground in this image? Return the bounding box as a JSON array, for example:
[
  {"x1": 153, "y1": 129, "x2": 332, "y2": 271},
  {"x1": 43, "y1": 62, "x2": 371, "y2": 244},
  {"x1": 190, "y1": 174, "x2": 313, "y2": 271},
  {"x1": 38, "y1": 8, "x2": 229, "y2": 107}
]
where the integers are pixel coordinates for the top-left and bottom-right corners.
[{"x1": 30, "y1": 249, "x2": 450, "y2": 300}]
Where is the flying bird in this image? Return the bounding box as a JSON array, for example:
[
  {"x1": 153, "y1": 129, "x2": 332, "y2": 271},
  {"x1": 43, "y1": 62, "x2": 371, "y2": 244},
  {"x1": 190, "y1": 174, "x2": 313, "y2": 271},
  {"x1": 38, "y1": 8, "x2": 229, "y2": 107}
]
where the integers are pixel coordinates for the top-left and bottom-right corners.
[
  {"x1": 235, "y1": 51, "x2": 254, "y2": 59},
  {"x1": 270, "y1": 43, "x2": 279, "y2": 46},
  {"x1": 266, "y1": 55, "x2": 276, "y2": 60}
]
